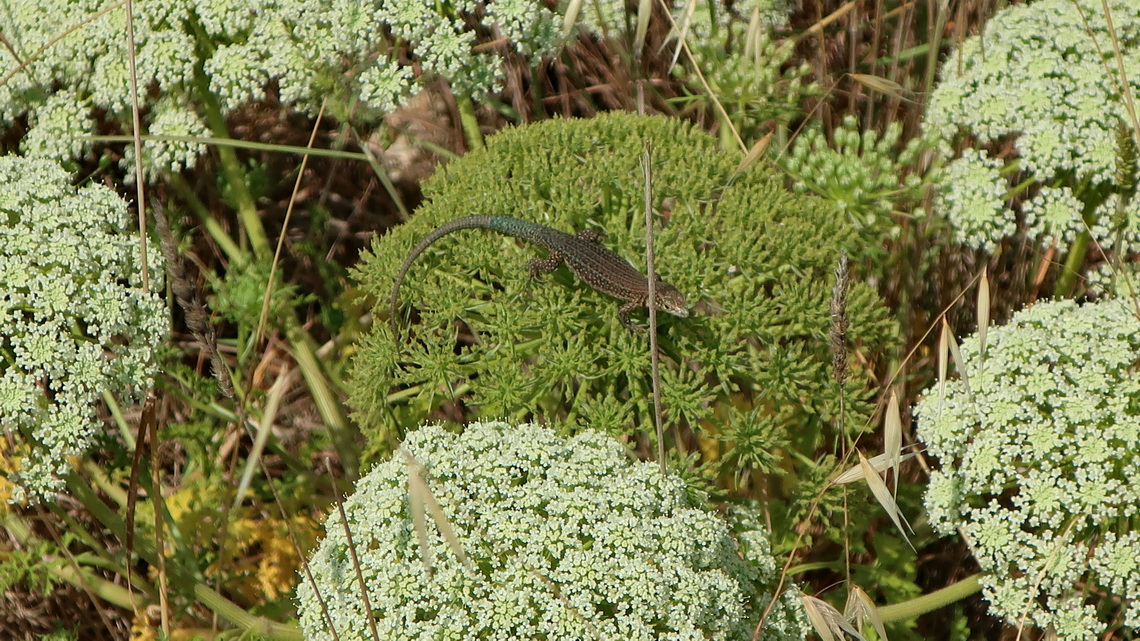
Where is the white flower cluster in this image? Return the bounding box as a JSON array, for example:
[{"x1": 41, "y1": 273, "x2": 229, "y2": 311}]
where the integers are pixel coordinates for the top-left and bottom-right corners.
[
  {"x1": 0, "y1": 0, "x2": 568, "y2": 172},
  {"x1": 297, "y1": 421, "x2": 808, "y2": 641},
  {"x1": 0, "y1": 156, "x2": 167, "y2": 501},
  {"x1": 1085, "y1": 261, "x2": 1140, "y2": 298},
  {"x1": 916, "y1": 299, "x2": 1140, "y2": 639},
  {"x1": 933, "y1": 149, "x2": 1013, "y2": 253},
  {"x1": 924, "y1": 0, "x2": 1140, "y2": 252}
]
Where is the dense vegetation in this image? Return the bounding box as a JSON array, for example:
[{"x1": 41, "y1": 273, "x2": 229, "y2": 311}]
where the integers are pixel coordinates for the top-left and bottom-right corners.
[{"x1": 1, "y1": 0, "x2": 1138, "y2": 640}]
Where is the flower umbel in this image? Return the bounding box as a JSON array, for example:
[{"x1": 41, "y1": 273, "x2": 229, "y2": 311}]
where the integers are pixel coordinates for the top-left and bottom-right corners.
[
  {"x1": 925, "y1": 0, "x2": 1140, "y2": 258},
  {"x1": 916, "y1": 299, "x2": 1140, "y2": 638},
  {"x1": 0, "y1": 0, "x2": 570, "y2": 171},
  {"x1": 297, "y1": 421, "x2": 809, "y2": 641},
  {"x1": 0, "y1": 156, "x2": 167, "y2": 500}
]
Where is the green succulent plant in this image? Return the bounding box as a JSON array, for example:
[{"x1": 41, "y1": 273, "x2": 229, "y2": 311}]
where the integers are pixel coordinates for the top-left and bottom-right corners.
[
  {"x1": 669, "y1": 0, "x2": 814, "y2": 144},
  {"x1": 781, "y1": 115, "x2": 933, "y2": 245},
  {"x1": 352, "y1": 112, "x2": 896, "y2": 491}
]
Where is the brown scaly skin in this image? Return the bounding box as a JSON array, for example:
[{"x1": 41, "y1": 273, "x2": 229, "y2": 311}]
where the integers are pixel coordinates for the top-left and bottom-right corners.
[{"x1": 390, "y1": 214, "x2": 688, "y2": 334}]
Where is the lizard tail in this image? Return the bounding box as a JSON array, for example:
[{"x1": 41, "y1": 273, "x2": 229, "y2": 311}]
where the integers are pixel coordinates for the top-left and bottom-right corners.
[{"x1": 388, "y1": 215, "x2": 502, "y2": 337}]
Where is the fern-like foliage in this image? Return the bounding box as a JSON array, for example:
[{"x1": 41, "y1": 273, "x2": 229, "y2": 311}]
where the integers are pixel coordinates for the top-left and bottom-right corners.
[
  {"x1": 781, "y1": 115, "x2": 934, "y2": 247},
  {"x1": 352, "y1": 113, "x2": 896, "y2": 489}
]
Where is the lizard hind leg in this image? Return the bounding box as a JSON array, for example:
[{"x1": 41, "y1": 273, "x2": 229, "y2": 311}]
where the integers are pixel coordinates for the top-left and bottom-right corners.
[
  {"x1": 575, "y1": 229, "x2": 602, "y2": 243},
  {"x1": 527, "y1": 251, "x2": 566, "y2": 280},
  {"x1": 522, "y1": 250, "x2": 566, "y2": 298},
  {"x1": 525, "y1": 230, "x2": 594, "y2": 282}
]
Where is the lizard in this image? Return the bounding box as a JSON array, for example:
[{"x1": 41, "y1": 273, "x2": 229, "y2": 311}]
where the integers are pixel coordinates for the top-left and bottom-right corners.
[{"x1": 389, "y1": 214, "x2": 688, "y2": 334}]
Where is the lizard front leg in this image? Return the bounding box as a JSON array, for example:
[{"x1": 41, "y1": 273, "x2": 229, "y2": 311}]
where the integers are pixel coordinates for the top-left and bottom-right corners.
[{"x1": 618, "y1": 301, "x2": 640, "y2": 330}]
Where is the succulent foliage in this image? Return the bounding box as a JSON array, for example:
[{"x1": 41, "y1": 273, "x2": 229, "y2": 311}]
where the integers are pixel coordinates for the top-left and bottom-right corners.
[
  {"x1": 352, "y1": 113, "x2": 896, "y2": 502},
  {"x1": 916, "y1": 299, "x2": 1140, "y2": 639},
  {"x1": 0, "y1": 156, "x2": 166, "y2": 500},
  {"x1": 297, "y1": 421, "x2": 809, "y2": 641},
  {"x1": 781, "y1": 114, "x2": 932, "y2": 244}
]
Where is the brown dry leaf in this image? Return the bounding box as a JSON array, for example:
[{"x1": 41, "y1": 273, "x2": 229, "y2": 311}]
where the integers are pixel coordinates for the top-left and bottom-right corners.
[
  {"x1": 842, "y1": 587, "x2": 862, "y2": 622},
  {"x1": 944, "y1": 318, "x2": 973, "y2": 400},
  {"x1": 665, "y1": 0, "x2": 699, "y2": 66},
  {"x1": 802, "y1": 595, "x2": 865, "y2": 641},
  {"x1": 402, "y1": 449, "x2": 473, "y2": 573},
  {"x1": 797, "y1": 1, "x2": 860, "y2": 41},
  {"x1": 404, "y1": 451, "x2": 433, "y2": 573},
  {"x1": 736, "y1": 132, "x2": 773, "y2": 176},
  {"x1": 848, "y1": 73, "x2": 912, "y2": 101},
  {"x1": 234, "y1": 366, "x2": 294, "y2": 511},
  {"x1": 802, "y1": 596, "x2": 838, "y2": 641},
  {"x1": 844, "y1": 586, "x2": 888, "y2": 641},
  {"x1": 937, "y1": 317, "x2": 949, "y2": 409},
  {"x1": 634, "y1": 0, "x2": 653, "y2": 56},
  {"x1": 561, "y1": 0, "x2": 584, "y2": 37}
]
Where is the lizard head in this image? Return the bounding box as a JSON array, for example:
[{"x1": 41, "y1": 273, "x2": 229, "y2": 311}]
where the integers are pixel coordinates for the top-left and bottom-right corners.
[{"x1": 653, "y1": 282, "x2": 689, "y2": 318}]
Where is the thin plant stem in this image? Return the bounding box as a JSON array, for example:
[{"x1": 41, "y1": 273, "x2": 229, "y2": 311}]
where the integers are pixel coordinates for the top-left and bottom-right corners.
[
  {"x1": 190, "y1": 59, "x2": 271, "y2": 259},
  {"x1": 877, "y1": 573, "x2": 983, "y2": 622}
]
